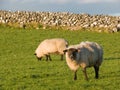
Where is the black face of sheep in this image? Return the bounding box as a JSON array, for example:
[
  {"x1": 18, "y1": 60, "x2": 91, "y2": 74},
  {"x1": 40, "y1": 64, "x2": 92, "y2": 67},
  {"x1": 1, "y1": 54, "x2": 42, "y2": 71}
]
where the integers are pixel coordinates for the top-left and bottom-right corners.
[
  {"x1": 34, "y1": 53, "x2": 42, "y2": 61},
  {"x1": 37, "y1": 57, "x2": 42, "y2": 61},
  {"x1": 34, "y1": 53, "x2": 52, "y2": 61},
  {"x1": 63, "y1": 48, "x2": 78, "y2": 60}
]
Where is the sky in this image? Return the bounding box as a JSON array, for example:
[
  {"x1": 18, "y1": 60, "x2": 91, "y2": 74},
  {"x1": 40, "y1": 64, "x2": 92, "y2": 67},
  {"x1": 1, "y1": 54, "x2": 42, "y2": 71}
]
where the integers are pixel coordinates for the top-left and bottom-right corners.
[{"x1": 0, "y1": 0, "x2": 120, "y2": 16}]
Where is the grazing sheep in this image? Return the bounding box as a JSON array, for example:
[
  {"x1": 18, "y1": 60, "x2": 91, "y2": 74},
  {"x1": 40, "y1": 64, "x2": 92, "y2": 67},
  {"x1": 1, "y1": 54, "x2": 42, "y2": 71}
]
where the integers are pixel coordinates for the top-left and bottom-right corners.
[
  {"x1": 34, "y1": 38, "x2": 68, "y2": 61},
  {"x1": 63, "y1": 41, "x2": 103, "y2": 80}
]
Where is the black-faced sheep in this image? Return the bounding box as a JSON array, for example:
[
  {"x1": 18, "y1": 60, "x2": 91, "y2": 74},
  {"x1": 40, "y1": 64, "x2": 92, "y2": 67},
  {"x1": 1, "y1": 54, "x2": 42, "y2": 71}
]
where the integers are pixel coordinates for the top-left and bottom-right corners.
[
  {"x1": 63, "y1": 41, "x2": 103, "y2": 80},
  {"x1": 34, "y1": 38, "x2": 68, "y2": 61}
]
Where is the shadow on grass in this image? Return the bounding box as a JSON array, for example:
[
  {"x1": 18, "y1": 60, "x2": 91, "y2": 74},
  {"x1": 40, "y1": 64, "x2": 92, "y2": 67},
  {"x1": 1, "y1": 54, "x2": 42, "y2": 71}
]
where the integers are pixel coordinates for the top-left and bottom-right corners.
[{"x1": 104, "y1": 57, "x2": 120, "y2": 60}]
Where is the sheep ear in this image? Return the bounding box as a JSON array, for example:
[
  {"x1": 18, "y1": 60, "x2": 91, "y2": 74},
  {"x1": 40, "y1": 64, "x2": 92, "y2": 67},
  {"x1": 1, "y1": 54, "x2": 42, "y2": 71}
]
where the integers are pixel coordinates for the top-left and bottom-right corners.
[{"x1": 63, "y1": 49, "x2": 68, "y2": 53}]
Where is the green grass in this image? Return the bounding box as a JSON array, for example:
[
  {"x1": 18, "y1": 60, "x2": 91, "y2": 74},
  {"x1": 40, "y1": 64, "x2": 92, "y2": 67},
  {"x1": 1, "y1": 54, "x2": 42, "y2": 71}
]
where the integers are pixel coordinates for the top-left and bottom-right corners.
[{"x1": 0, "y1": 27, "x2": 120, "y2": 90}]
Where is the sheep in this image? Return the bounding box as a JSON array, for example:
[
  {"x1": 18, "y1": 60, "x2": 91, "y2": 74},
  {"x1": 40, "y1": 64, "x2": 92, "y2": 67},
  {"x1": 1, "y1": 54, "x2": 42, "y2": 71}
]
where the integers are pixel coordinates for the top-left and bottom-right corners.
[
  {"x1": 63, "y1": 41, "x2": 103, "y2": 80},
  {"x1": 34, "y1": 38, "x2": 68, "y2": 61}
]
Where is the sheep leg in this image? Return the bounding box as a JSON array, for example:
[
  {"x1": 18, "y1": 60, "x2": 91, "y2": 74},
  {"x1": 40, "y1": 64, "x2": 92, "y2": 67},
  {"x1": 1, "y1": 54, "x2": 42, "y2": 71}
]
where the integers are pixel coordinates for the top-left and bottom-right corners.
[
  {"x1": 94, "y1": 66, "x2": 99, "y2": 79},
  {"x1": 82, "y1": 68, "x2": 88, "y2": 81},
  {"x1": 48, "y1": 55, "x2": 52, "y2": 61},
  {"x1": 46, "y1": 55, "x2": 49, "y2": 61},
  {"x1": 60, "y1": 55, "x2": 64, "y2": 60},
  {"x1": 46, "y1": 55, "x2": 52, "y2": 61},
  {"x1": 74, "y1": 71, "x2": 77, "y2": 80}
]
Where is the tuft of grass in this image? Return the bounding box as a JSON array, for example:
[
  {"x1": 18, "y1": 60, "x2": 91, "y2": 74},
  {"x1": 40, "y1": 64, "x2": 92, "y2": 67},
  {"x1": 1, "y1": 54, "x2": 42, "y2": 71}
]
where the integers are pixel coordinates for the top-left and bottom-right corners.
[{"x1": 0, "y1": 27, "x2": 120, "y2": 90}]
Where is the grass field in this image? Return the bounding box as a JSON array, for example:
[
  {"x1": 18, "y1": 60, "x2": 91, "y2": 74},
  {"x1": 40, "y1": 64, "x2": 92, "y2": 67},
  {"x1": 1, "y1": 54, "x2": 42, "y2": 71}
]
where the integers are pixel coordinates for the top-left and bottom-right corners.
[{"x1": 0, "y1": 27, "x2": 120, "y2": 90}]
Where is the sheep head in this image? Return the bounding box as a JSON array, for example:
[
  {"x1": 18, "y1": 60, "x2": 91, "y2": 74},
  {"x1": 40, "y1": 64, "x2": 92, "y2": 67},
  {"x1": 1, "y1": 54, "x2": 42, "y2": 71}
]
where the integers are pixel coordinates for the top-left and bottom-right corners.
[
  {"x1": 34, "y1": 53, "x2": 42, "y2": 61},
  {"x1": 63, "y1": 48, "x2": 78, "y2": 60}
]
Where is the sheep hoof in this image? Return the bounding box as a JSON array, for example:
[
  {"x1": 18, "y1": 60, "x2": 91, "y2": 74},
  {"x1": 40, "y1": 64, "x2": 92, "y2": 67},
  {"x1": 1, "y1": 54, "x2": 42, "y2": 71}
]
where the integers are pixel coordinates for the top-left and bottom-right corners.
[
  {"x1": 86, "y1": 78, "x2": 89, "y2": 81},
  {"x1": 95, "y1": 77, "x2": 99, "y2": 79},
  {"x1": 74, "y1": 78, "x2": 77, "y2": 80},
  {"x1": 74, "y1": 76, "x2": 77, "y2": 80}
]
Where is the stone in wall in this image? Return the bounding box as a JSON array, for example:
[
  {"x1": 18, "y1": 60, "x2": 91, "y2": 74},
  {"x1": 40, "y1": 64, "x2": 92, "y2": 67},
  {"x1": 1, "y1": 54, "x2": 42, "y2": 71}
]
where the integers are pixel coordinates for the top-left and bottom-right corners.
[{"x1": 0, "y1": 10, "x2": 120, "y2": 32}]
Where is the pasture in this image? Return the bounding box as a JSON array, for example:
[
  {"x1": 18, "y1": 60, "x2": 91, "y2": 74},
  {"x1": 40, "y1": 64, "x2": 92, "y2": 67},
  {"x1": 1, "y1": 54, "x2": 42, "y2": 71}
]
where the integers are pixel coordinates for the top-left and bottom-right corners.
[{"x1": 0, "y1": 27, "x2": 120, "y2": 90}]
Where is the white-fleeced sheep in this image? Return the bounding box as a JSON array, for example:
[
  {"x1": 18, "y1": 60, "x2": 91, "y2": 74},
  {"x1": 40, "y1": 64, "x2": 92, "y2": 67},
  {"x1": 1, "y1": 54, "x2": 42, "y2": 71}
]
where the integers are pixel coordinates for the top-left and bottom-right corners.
[
  {"x1": 34, "y1": 38, "x2": 68, "y2": 61},
  {"x1": 63, "y1": 41, "x2": 103, "y2": 80}
]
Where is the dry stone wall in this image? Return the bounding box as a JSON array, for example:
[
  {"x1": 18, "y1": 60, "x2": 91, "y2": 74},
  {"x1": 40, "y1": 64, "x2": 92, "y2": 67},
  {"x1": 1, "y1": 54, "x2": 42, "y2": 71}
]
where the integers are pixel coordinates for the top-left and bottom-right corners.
[{"x1": 0, "y1": 10, "x2": 120, "y2": 32}]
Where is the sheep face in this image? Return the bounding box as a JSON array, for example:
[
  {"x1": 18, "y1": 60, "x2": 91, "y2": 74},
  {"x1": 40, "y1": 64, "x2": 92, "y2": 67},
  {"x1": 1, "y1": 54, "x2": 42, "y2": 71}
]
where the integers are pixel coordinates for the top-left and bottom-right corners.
[
  {"x1": 37, "y1": 56, "x2": 42, "y2": 60},
  {"x1": 34, "y1": 53, "x2": 43, "y2": 60},
  {"x1": 64, "y1": 48, "x2": 78, "y2": 60}
]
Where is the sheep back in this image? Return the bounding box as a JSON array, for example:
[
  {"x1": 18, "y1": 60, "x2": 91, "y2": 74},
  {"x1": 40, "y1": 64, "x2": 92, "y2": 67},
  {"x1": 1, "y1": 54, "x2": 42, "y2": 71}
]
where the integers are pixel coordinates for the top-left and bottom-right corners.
[
  {"x1": 77, "y1": 41, "x2": 103, "y2": 68},
  {"x1": 35, "y1": 38, "x2": 68, "y2": 58}
]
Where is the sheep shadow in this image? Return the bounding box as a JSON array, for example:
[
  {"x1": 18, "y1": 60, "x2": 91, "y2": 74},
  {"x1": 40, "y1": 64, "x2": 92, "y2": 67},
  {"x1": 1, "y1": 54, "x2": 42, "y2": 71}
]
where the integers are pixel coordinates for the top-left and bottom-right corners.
[{"x1": 104, "y1": 57, "x2": 120, "y2": 60}]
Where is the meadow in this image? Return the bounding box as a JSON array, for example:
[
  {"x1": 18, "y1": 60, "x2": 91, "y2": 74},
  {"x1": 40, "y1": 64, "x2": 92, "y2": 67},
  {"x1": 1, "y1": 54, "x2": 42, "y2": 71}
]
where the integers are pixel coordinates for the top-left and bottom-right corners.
[{"x1": 0, "y1": 27, "x2": 120, "y2": 90}]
